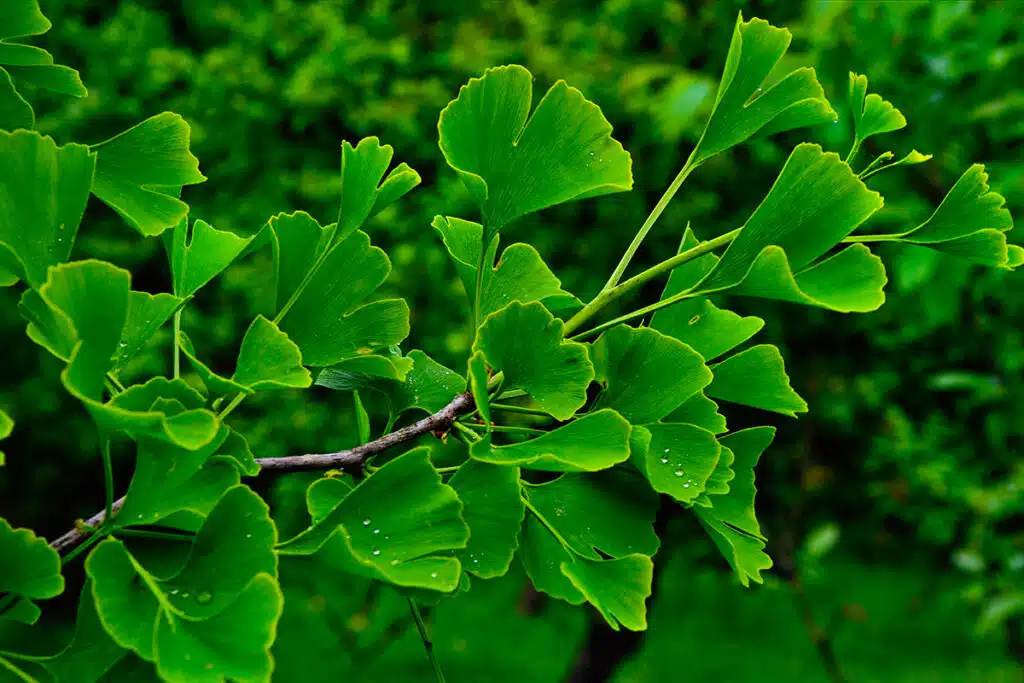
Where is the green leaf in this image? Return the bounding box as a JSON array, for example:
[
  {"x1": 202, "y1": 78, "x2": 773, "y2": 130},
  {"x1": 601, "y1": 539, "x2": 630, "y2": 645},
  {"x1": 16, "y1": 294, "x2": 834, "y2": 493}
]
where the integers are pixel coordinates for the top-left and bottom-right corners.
[
  {"x1": 693, "y1": 144, "x2": 884, "y2": 296},
  {"x1": 663, "y1": 392, "x2": 728, "y2": 435},
  {"x1": 0, "y1": 409, "x2": 10, "y2": 466},
  {"x1": 470, "y1": 409, "x2": 631, "y2": 472},
  {"x1": 90, "y1": 113, "x2": 206, "y2": 237},
  {"x1": 313, "y1": 354, "x2": 413, "y2": 391},
  {"x1": 438, "y1": 64, "x2": 631, "y2": 236},
  {"x1": 276, "y1": 225, "x2": 409, "y2": 367},
  {"x1": 37, "y1": 580, "x2": 127, "y2": 682},
  {"x1": 855, "y1": 165, "x2": 1020, "y2": 268},
  {"x1": 432, "y1": 215, "x2": 577, "y2": 318},
  {"x1": 0, "y1": 130, "x2": 95, "y2": 288},
  {"x1": 691, "y1": 13, "x2": 835, "y2": 166},
  {"x1": 336, "y1": 137, "x2": 420, "y2": 243},
  {"x1": 467, "y1": 350, "x2": 491, "y2": 427},
  {"x1": 0, "y1": 518, "x2": 63, "y2": 603},
  {"x1": 695, "y1": 427, "x2": 775, "y2": 586},
  {"x1": 561, "y1": 554, "x2": 652, "y2": 631},
  {"x1": 707, "y1": 345, "x2": 807, "y2": 417},
  {"x1": 4, "y1": 64, "x2": 87, "y2": 98},
  {"x1": 518, "y1": 514, "x2": 584, "y2": 605},
  {"x1": 522, "y1": 469, "x2": 659, "y2": 559},
  {"x1": 474, "y1": 301, "x2": 593, "y2": 420},
  {"x1": 859, "y1": 149, "x2": 932, "y2": 181},
  {"x1": 101, "y1": 377, "x2": 220, "y2": 450},
  {"x1": 631, "y1": 423, "x2": 722, "y2": 504},
  {"x1": 278, "y1": 448, "x2": 469, "y2": 593},
  {"x1": 848, "y1": 72, "x2": 906, "y2": 146},
  {"x1": 448, "y1": 460, "x2": 524, "y2": 578},
  {"x1": 0, "y1": 67, "x2": 33, "y2": 130},
  {"x1": 0, "y1": 1, "x2": 86, "y2": 100},
  {"x1": 164, "y1": 219, "x2": 254, "y2": 298},
  {"x1": 113, "y1": 292, "x2": 185, "y2": 372},
  {"x1": 87, "y1": 486, "x2": 281, "y2": 680},
  {"x1": 590, "y1": 325, "x2": 711, "y2": 424},
  {"x1": 181, "y1": 316, "x2": 311, "y2": 396}
]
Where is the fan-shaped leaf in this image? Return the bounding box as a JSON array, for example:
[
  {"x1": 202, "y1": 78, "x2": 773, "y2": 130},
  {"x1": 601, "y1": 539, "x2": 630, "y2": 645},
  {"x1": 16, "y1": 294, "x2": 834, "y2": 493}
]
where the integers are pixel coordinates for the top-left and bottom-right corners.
[
  {"x1": 164, "y1": 218, "x2": 254, "y2": 298},
  {"x1": 663, "y1": 392, "x2": 728, "y2": 434},
  {"x1": 470, "y1": 409, "x2": 631, "y2": 472},
  {"x1": 474, "y1": 301, "x2": 593, "y2": 420},
  {"x1": 0, "y1": 129, "x2": 95, "y2": 288},
  {"x1": 113, "y1": 291, "x2": 185, "y2": 372},
  {"x1": 336, "y1": 137, "x2": 420, "y2": 244},
  {"x1": 438, "y1": 64, "x2": 631, "y2": 237},
  {"x1": 561, "y1": 554, "x2": 652, "y2": 632},
  {"x1": 707, "y1": 345, "x2": 807, "y2": 417},
  {"x1": 590, "y1": 325, "x2": 711, "y2": 424},
  {"x1": 0, "y1": 518, "x2": 63, "y2": 603},
  {"x1": 90, "y1": 113, "x2": 206, "y2": 236},
  {"x1": 449, "y1": 460, "x2": 524, "y2": 578},
  {"x1": 691, "y1": 13, "x2": 835, "y2": 166},
  {"x1": 631, "y1": 423, "x2": 722, "y2": 504},
  {"x1": 848, "y1": 72, "x2": 905, "y2": 146}
]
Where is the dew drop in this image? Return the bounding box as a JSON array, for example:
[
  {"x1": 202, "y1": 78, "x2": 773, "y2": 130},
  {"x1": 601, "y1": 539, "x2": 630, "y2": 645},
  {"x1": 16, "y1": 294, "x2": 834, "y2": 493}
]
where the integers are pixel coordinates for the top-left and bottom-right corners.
[
  {"x1": 169, "y1": 588, "x2": 179, "y2": 595},
  {"x1": 431, "y1": 572, "x2": 438, "y2": 578},
  {"x1": 391, "y1": 559, "x2": 399, "y2": 565},
  {"x1": 664, "y1": 448, "x2": 670, "y2": 453},
  {"x1": 757, "y1": 87, "x2": 763, "y2": 91},
  {"x1": 196, "y1": 591, "x2": 213, "y2": 605},
  {"x1": 181, "y1": 592, "x2": 190, "y2": 599},
  {"x1": 372, "y1": 549, "x2": 381, "y2": 556},
  {"x1": 674, "y1": 470, "x2": 685, "y2": 477},
  {"x1": 473, "y1": 558, "x2": 479, "y2": 564},
  {"x1": 245, "y1": 533, "x2": 252, "y2": 539},
  {"x1": 137, "y1": 514, "x2": 143, "y2": 519},
  {"x1": 683, "y1": 483, "x2": 691, "y2": 488},
  {"x1": 362, "y1": 518, "x2": 371, "y2": 526},
  {"x1": 373, "y1": 528, "x2": 380, "y2": 535},
  {"x1": 660, "y1": 457, "x2": 669, "y2": 464}
]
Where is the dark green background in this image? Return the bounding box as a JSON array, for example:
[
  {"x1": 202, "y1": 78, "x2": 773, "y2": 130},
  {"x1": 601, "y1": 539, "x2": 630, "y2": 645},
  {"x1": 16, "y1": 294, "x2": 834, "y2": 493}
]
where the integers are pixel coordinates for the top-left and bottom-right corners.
[{"x1": 2, "y1": 0, "x2": 1022, "y2": 680}]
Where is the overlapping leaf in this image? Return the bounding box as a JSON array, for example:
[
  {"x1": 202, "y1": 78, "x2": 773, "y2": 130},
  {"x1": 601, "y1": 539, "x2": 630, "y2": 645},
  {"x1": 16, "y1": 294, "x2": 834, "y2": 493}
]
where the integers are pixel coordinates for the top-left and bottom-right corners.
[
  {"x1": 335, "y1": 137, "x2": 420, "y2": 243},
  {"x1": 0, "y1": 519, "x2": 63, "y2": 624},
  {"x1": 432, "y1": 215, "x2": 578, "y2": 318},
  {"x1": 851, "y1": 165, "x2": 1022, "y2": 269},
  {"x1": 449, "y1": 460, "x2": 524, "y2": 578},
  {"x1": 663, "y1": 392, "x2": 728, "y2": 434},
  {"x1": 90, "y1": 113, "x2": 207, "y2": 236},
  {"x1": 0, "y1": 130, "x2": 95, "y2": 288},
  {"x1": 695, "y1": 427, "x2": 776, "y2": 586},
  {"x1": 707, "y1": 345, "x2": 807, "y2": 417},
  {"x1": 86, "y1": 486, "x2": 280, "y2": 682},
  {"x1": 113, "y1": 291, "x2": 185, "y2": 372},
  {"x1": 470, "y1": 410, "x2": 631, "y2": 472},
  {"x1": 630, "y1": 423, "x2": 723, "y2": 504},
  {"x1": 438, "y1": 64, "x2": 632, "y2": 237},
  {"x1": 268, "y1": 212, "x2": 410, "y2": 366},
  {"x1": 164, "y1": 218, "x2": 255, "y2": 298},
  {"x1": 278, "y1": 448, "x2": 469, "y2": 593},
  {"x1": 848, "y1": 72, "x2": 905, "y2": 150},
  {"x1": 690, "y1": 13, "x2": 835, "y2": 166},
  {"x1": 474, "y1": 301, "x2": 593, "y2": 420}
]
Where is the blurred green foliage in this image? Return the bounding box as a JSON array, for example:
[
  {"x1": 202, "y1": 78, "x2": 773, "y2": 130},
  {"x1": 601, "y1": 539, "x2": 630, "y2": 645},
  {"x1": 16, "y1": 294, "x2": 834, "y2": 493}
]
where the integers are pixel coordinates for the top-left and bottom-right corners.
[{"x1": 1, "y1": 0, "x2": 1022, "y2": 679}]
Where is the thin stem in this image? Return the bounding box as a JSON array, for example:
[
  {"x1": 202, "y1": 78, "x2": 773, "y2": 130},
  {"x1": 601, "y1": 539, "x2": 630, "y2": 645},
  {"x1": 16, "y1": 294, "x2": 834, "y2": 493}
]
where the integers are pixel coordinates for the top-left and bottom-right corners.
[
  {"x1": 408, "y1": 598, "x2": 446, "y2": 683},
  {"x1": 465, "y1": 423, "x2": 546, "y2": 436},
  {"x1": 60, "y1": 530, "x2": 105, "y2": 565},
  {"x1": 106, "y1": 373, "x2": 125, "y2": 392},
  {"x1": 568, "y1": 289, "x2": 701, "y2": 342},
  {"x1": 857, "y1": 151, "x2": 894, "y2": 180},
  {"x1": 602, "y1": 152, "x2": 698, "y2": 291},
  {"x1": 563, "y1": 227, "x2": 740, "y2": 336},
  {"x1": 172, "y1": 308, "x2": 182, "y2": 379},
  {"x1": 490, "y1": 403, "x2": 551, "y2": 417},
  {"x1": 451, "y1": 420, "x2": 481, "y2": 443},
  {"x1": 844, "y1": 138, "x2": 862, "y2": 167},
  {"x1": 841, "y1": 234, "x2": 904, "y2": 244},
  {"x1": 472, "y1": 230, "x2": 490, "y2": 330},
  {"x1": 522, "y1": 495, "x2": 573, "y2": 553},
  {"x1": 218, "y1": 392, "x2": 247, "y2": 419},
  {"x1": 100, "y1": 438, "x2": 114, "y2": 527}
]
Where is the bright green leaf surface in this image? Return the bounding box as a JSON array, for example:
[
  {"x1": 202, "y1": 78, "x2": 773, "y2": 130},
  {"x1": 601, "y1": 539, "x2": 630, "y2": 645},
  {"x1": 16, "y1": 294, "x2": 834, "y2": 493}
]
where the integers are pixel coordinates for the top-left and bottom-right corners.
[
  {"x1": 438, "y1": 64, "x2": 632, "y2": 236},
  {"x1": 652, "y1": 297, "x2": 764, "y2": 362},
  {"x1": 0, "y1": 68, "x2": 33, "y2": 130},
  {"x1": 634, "y1": 423, "x2": 722, "y2": 504},
  {"x1": 449, "y1": 460, "x2": 524, "y2": 578},
  {"x1": 470, "y1": 409, "x2": 631, "y2": 472},
  {"x1": 859, "y1": 149, "x2": 932, "y2": 180},
  {"x1": 474, "y1": 301, "x2": 593, "y2": 420},
  {"x1": 591, "y1": 325, "x2": 711, "y2": 424},
  {"x1": 90, "y1": 113, "x2": 206, "y2": 237},
  {"x1": 232, "y1": 316, "x2": 311, "y2": 391},
  {"x1": 707, "y1": 345, "x2": 808, "y2": 417},
  {"x1": 314, "y1": 354, "x2": 412, "y2": 391},
  {"x1": 518, "y1": 514, "x2": 585, "y2": 605},
  {"x1": 0, "y1": 518, "x2": 63, "y2": 601},
  {"x1": 663, "y1": 392, "x2": 728, "y2": 434},
  {"x1": 113, "y1": 291, "x2": 184, "y2": 372},
  {"x1": 522, "y1": 469, "x2": 659, "y2": 559},
  {"x1": 691, "y1": 14, "x2": 835, "y2": 165},
  {"x1": 849, "y1": 72, "x2": 906, "y2": 146},
  {"x1": 433, "y1": 216, "x2": 577, "y2": 318},
  {"x1": 278, "y1": 448, "x2": 469, "y2": 593},
  {"x1": 336, "y1": 137, "x2": 420, "y2": 243},
  {"x1": 562, "y1": 554, "x2": 652, "y2": 631},
  {"x1": 165, "y1": 218, "x2": 254, "y2": 298},
  {"x1": 0, "y1": 129, "x2": 95, "y2": 288},
  {"x1": 0, "y1": 1, "x2": 86, "y2": 102},
  {"x1": 100, "y1": 377, "x2": 220, "y2": 450}
]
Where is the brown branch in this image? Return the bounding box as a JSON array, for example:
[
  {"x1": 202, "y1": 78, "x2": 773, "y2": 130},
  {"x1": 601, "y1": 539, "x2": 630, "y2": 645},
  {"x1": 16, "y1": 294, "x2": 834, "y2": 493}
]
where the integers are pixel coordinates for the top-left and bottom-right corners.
[{"x1": 49, "y1": 391, "x2": 475, "y2": 556}]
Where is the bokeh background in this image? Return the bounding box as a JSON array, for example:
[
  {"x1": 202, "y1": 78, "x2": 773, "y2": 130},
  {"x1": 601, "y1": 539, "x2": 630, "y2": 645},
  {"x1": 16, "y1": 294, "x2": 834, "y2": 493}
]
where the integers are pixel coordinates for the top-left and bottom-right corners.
[{"x1": 1, "y1": 0, "x2": 1022, "y2": 681}]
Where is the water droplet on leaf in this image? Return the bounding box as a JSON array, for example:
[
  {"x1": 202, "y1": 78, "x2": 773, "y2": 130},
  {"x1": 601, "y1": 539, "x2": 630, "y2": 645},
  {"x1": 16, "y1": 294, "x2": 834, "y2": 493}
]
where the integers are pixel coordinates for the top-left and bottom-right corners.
[
  {"x1": 196, "y1": 591, "x2": 213, "y2": 605},
  {"x1": 372, "y1": 549, "x2": 381, "y2": 556},
  {"x1": 675, "y1": 470, "x2": 685, "y2": 477},
  {"x1": 362, "y1": 518, "x2": 371, "y2": 526}
]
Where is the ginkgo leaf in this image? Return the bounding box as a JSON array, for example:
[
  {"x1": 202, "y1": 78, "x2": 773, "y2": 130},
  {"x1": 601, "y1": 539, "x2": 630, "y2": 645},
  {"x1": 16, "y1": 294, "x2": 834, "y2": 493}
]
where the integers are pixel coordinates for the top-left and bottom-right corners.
[
  {"x1": 164, "y1": 218, "x2": 254, "y2": 298},
  {"x1": 698, "y1": 443, "x2": 736, "y2": 504},
  {"x1": 707, "y1": 345, "x2": 807, "y2": 417},
  {"x1": 181, "y1": 316, "x2": 311, "y2": 396},
  {"x1": 664, "y1": 392, "x2": 728, "y2": 434},
  {"x1": 101, "y1": 377, "x2": 220, "y2": 450},
  {"x1": 690, "y1": 13, "x2": 835, "y2": 166},
  {"x1": 278, "y1": 448, "x2": 469, "y2": 593},
  {"x1": 0, "y1": 0, "x2": 86, "y2": 100},
  {"x1": 113, "y1": 291, "x2": 185, "y2": 372},
  {"x1": 314, "y1": 354, "x2": 413, "y2": 391},
  {"x1": 335, "y1": 137, "x2": 420, "y2": 244},
  {"x1": 518, "y1": 514, "x2": 585, "y2": 605},
  {"x1": 652, "y1": 297, "x2": 764, "y2": 363},
  {"x1": 90, "y1": 113, "x2": 207, "y2": 237},
  {"x1": 631, "y1": 423, "x2": 722, "y2": 504},
  {"x1": 0, "y1": 67, "x2": 33, "y2": 130},
  {"x1": 0, "y1": 518, "x2": 63, "y2": 603},
  {"x1": 33, "y1": 580, "x2": 127, "y2": 682},
  {"x1": 851, "y1": 165, "x2": 1020, "y2": 269},
  {"x1": 848, "y1": 72, "x2": 905, "y2": 148},
  {"x1": 522, "y1": 469, "x2": 659, "y2": 560},
  {"x1": 449, "y1": 460, "x2": 524, "y2": 578},
  {"x1": 474, "y1": 301, "x2": 593, "y2": 420},
  {"x1": 859, "y1": 149, "x2": 932, "y2": 181},
  {"x1": 276, "y1": 225, "x2": 409, "y2": 367},
  {"x1": 467, "y1": 350, "x2": 491, "y2": 426},
  {"x1": 694, "y1": 144, "x2": 884, "y2": 295},
  {"x1": 590, "y1": 325, "x2": 711, "y2": 424},
  {"x1": 470, "y1": 409, "x2": 631, "y2": 472},
  {"x1": 0, "y1": 408, "x2": 11, "y2": 466},
  {"x1": 0, "y1": 129, "x2": 95, "y2": 288},
  {"x1": 432, "y1": 215, "x2": 578, "y2": 318},
  {"x1": 561, "y1": 554, "x2": 653, "y2": 631},
  {"x1": 695, "y1": 427, "x2": 775, "y2": 586},
  {"x1": 265, "y1": 211, "x2": 330, "y2": 313},
  {"x1": 438, "y1": 64, "x2": 632, "y2": 237}
]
